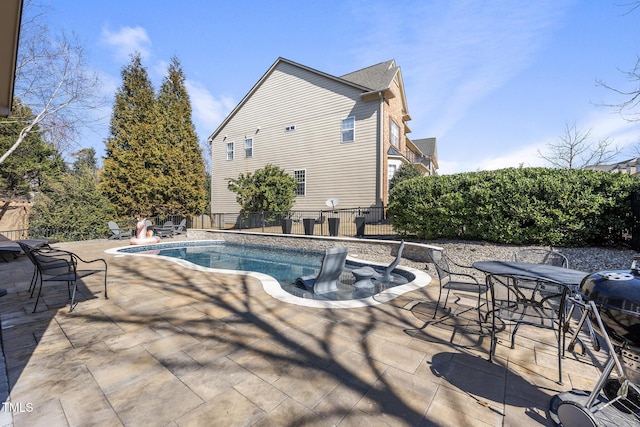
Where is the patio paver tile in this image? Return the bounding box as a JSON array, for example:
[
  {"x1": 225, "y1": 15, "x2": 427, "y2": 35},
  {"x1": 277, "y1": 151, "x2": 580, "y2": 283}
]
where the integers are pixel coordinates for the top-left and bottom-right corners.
[
  {"x1": 233, "y1": 374, "x2": 289, "y2": 413},
  {"x1": 251, "y1": 397, "x2": 327, "y2": 427},
  {"x1": 355, "y1": 334, "x2": 426, "y2": 374},
  {"x1": 175, "y1": 388, "x2": 265, "y2": 427},
  {"x1": 178, "y1": 356, "x2": 255, "y2": 401}
]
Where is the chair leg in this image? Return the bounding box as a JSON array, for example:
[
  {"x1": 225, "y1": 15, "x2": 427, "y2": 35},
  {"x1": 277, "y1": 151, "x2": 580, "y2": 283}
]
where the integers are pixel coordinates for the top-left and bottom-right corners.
[
  {"x1": 475, "y1": 290, "x2": 487, "y2": 325},
  {"x1": 32, "y1": 280, "x2": 44, "y2": 313},
  {"x1": 28, "y1": 268, "x2": 38, "y2": 295},
  {"x1": 69, "y1": 280, "x2": 78, "y2": 312},
  {"x1": 103, "y1": 266, "x2": 108, "y2": 299},
  {"x1": 433, "y1": 284, "x2": 452, "y2": 319}
]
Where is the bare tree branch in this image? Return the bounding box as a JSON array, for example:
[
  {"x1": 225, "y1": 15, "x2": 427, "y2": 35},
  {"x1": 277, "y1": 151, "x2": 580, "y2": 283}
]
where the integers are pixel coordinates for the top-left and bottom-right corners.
[
  {"x1": 597, "y1": 2, "x2": 640, "y2": 121},
  {"x1": 0, "y1": 1, "x2": 104, "y2": 165},
  {"x1": 538, "y1": 122, "x2": 620, "y2": 169},
  {"x1": 597, "y1": 55, "x2": 640, "y2": 123},
  {"x1": 619, "y1": 1, "x2": 640, "y2": 15}
]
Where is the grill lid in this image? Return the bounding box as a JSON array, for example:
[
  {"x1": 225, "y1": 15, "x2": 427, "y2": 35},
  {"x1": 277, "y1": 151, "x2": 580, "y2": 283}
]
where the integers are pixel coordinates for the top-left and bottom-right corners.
[{"x1": 579, "y1": 259, "x2": 640, "y2": 347}]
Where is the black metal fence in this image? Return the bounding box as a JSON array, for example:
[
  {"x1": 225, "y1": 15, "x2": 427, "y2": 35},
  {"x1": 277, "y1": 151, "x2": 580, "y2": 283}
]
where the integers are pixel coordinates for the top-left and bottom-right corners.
[
  {"x1": 190, "y1": 206, "x2": 396, "y2": 238},
  {"x1": 0, "y1": 208, "x2": 396, "y2": 242},
  {"x1": 0, "y1": 226, "x2": 105, "y2": 242}
]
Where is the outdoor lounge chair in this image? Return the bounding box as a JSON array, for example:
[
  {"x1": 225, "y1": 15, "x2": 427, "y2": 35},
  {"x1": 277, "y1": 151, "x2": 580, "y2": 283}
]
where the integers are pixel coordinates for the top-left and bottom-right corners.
[
  {"x1": 108, "y1": 221, "x2": 132, "y2": 240},
  {"x1": 352, "y1": 240, "x2": 405, "y2": 287},
  {"x1": 26, "y1": 244, "x2": 108, "y2": 313},
  {"x1": 0, "y1": 234, "x2": 22, "y2": 261},
  {"x1": 154, "y1": 221, "x2": 175, "y2": 238},
  {"x1": 0, "y1": 234, "x2": 53, "y2": 262},
  {"x1": 295, "y1": 247, "x2": 348, "y2": 294},
  {"x1": 173, "y1": 218, "x2": 187, "y2": 235}
]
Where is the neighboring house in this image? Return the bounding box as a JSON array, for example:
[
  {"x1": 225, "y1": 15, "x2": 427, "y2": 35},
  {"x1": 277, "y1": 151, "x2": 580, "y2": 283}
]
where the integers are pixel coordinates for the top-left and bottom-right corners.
[
  {"x1": 208, "y1": 57, "x2": 437, "y2": 215},
  {"x1": 584, "y1": 158, "x2": 640, "y2": 175}
]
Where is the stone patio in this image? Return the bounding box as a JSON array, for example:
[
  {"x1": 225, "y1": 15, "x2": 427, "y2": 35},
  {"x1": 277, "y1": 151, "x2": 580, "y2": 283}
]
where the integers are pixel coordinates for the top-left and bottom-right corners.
[{"x1": 0, "y1": 238, "x2": 608, "y2": 426}]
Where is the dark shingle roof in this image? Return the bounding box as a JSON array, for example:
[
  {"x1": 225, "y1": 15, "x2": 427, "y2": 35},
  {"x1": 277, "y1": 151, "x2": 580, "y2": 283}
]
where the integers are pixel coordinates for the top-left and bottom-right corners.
[
  {"x1": 340, "y1": 60, "x2": 398, "y2": 92},
  {"x1": 412, "y1": 137, "x2": 436, "y2": 157},
  {"x1": 387, "y1": 146, "x2": 403, "y2": 157}
]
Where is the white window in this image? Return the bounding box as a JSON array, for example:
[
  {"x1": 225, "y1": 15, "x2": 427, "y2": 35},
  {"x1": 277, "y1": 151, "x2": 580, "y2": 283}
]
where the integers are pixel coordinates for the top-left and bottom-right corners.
[
  {"x1": 390, "y1": 120, "x2": 400, "y2": 147},
  {"x1": 388, "y1": 163, "x2": 398, "y2": 191},
  {"x1": 226, "y1": 142, "x2": 234, "y2": 160},
  {"x1": 244, "y1": 137, "x2": 253, "y2": 158},
  {"x1": 341, "y1": 117, "x2": 355, "y2": 143},
  {"x1": 294, "y1": 169, "x2": 306, "y2": 196}
]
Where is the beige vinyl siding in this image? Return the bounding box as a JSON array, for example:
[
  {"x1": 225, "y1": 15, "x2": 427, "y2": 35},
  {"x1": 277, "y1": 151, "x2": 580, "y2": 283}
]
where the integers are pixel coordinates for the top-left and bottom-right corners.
[{"x1": 211, "y1": 61, "x2": 380, "y2": 213}]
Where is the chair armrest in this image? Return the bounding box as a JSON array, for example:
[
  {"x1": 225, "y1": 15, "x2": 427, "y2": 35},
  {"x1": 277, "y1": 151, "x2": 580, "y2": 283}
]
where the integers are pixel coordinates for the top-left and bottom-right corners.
[
  {"x1": 73, "y1": 254, "x2": 107, "y2": 269},
  {"x1": 447, "y1": 257, "x2": 475, "y2": 270},
  {"x1": 449, "y1": 271, "x2": 481, "y2": 284},
  {"x1": 44, "y1": 248, "x2": 107, "y2": 269}
]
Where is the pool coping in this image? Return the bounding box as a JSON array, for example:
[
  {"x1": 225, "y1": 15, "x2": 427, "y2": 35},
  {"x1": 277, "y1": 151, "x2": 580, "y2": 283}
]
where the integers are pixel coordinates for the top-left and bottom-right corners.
[{"x1": 105, "y1": 239, "x2": 433, "y2": 309}]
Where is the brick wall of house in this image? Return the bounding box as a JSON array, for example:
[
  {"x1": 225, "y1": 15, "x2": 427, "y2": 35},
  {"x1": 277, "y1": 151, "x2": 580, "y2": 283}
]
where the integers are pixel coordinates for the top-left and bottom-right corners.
[{"x1": 380, "y1": 77, "x2": 410, "y2": 204}]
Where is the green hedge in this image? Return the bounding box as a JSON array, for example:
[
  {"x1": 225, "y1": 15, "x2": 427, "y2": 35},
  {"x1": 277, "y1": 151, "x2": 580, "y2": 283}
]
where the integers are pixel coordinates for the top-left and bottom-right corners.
[{"x1": 387, "y1": 167, "x2": 640, "y2": 246}]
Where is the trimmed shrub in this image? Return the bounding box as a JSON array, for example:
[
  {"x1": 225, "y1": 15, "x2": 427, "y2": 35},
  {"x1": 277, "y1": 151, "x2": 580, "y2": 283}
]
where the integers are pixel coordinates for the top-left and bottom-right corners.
[{"x1": 387, "y1": 167, "x2": 640, "y2": 246}]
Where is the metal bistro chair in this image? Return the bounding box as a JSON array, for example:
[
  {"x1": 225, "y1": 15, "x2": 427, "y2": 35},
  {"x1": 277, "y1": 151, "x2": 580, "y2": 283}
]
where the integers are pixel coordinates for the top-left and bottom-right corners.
[
  {"x1": 512, "y1": 248, "x2": 569, "y2": 268},
  {"x1": 507, "y1": 249, "x2": 570, "y2": 345},
  {"x1": 17, "y1": 241, "x2": 54, "y2": 297},
  {"x1": 28, "y1": 246, "x2": 108, "y2": 313},
  {"x1": 512, "y1": 248, "x2": 599, "y2": 353},
  {"x1": 426, "y1": 248, "x2": 488, "y2": 321},
  {"x1": 489, "y1": 271, "x2": 569, "y2": 384}
]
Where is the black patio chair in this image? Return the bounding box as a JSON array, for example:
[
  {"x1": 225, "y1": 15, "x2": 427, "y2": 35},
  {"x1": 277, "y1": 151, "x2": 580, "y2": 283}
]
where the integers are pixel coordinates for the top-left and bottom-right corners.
[
  {"x1": 426, "y1": 248, "x2": 487, "y2": 321},
  {"x1": 512, "y1": 248, "x2": 569, "y2": 267},
  {"x1": 27, "y1": 245, "x2": 108, "y2": 313}
]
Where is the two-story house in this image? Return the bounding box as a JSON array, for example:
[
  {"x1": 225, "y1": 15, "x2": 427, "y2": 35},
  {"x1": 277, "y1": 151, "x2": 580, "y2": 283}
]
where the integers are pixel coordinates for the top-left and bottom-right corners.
[{"x1": 208, "y1": 57, "x2": 437, "y2": 215}]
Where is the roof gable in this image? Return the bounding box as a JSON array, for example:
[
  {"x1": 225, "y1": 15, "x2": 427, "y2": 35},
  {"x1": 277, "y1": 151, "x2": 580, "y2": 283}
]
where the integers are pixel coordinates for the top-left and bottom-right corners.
[
  {"x1": 340, "y1": 60, "x2": 398, "y2": 92},
  {"x1": 208, "y1": 57, "x2": 412, "y2": 141},
  {"x1": 412, "y1": 138, "x2": 437, "y2": 158},
  {"x1": 208, "y1": 57, "x2": 373, "y2": 141}
]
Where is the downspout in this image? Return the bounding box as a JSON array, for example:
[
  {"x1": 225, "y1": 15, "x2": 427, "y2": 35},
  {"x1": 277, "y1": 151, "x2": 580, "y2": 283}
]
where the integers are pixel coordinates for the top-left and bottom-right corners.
[
  {"x1": 207, "y1": 135, "x2": 214, "y2": 214},
  {"x1": 376, "y1": 92, "x2": 384, "y2": 207}
]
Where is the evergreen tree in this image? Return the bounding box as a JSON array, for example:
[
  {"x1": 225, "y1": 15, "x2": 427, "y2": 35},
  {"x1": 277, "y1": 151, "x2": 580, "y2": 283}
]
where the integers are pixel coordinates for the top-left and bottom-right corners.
[
  {"x1": 31, "y1": 148, "x2": 114, "y2": 241},
  {"x1": 156, "y1": 57, "x2": 207, "y2": 215},
  {"x1": 389, "y1": 162, "x2": 423, "y2": 192},
  {"x1": 72, "y1": 148, "x2": 98, "y2": 174},
  {"x1": 100, "y1": 54, "x2": 163, "y2": 218},
  {"x1": 227, "y1": 164, "x2": 297, "y2": 215},
  {"x1": 0, "y1": 100, "x2": 65, "y2": 199}
]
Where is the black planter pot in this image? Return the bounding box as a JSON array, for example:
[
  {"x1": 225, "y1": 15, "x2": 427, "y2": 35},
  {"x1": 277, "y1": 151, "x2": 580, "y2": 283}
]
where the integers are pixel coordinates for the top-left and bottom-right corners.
[
  {"x1": 303, "y1": 218, "x2": 315, "y2": 235},
  {"x1": 281, "y1": 218, "x2": 292, "y2": 234},
  {"x1": 355, "y1": 216, "x2": 366, "y2": 237},
  {"x1": 328, "y1": 217, "x2": 340, "y2": 236}
]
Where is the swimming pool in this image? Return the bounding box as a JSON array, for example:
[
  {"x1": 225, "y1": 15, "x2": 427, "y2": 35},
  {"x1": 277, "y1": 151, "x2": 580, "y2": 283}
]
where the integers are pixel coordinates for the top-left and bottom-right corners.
[{"x1": 108, "y1": 240, "x2": 431, "y2": 308}]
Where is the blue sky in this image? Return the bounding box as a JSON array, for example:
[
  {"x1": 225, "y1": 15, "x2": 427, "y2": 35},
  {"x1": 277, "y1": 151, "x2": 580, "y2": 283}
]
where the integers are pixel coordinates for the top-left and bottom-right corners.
[{"x1": 44, "y1": 0, "x2": 640, "y2": 174}]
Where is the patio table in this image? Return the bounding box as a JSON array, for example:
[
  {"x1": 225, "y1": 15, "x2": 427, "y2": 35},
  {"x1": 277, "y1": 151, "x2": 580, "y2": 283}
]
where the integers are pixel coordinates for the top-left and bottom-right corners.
[{"x1": 472, "y1": 261, "x2": 588, "y2": 383}]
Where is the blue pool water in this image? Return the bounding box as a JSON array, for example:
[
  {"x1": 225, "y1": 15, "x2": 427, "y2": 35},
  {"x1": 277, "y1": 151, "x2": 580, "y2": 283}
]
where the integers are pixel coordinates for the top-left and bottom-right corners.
[{"x1": 119, "y1": 241, "x2": 414, "y2": 301}]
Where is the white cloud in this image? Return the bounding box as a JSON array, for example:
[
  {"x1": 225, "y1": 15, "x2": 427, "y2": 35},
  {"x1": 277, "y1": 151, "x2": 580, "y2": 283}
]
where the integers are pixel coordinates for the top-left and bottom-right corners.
[
  {"x1": 186, "y1": 80, "x2": 236, "y2": 138},
  {"x1": 580, "y1": 110, "x2": 640, "y2": 151},
  {"x1": 350, "y1": 1, "x2": 572, "y2": 138},
  {"x1": 100, "y1": 26, "x2": 152, "y2": 62}
]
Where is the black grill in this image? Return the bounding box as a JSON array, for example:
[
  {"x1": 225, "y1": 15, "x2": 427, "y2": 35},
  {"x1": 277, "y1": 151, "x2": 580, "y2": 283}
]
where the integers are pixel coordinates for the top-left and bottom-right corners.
[{"x1": 580, "y1": 268, "x2": 640, "y2": 384}]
